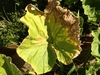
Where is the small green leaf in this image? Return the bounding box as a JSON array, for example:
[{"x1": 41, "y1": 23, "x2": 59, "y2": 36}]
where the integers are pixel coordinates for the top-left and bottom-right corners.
[
  {"x1": 0, "y1": 54, "x2": 21, "y2": 75},
  {"x1": 91, "y1": 27, "x2": 100, "y2": 59},
  {"x1": 81, "y1": 0, "x2": 100, "y2": 22}
]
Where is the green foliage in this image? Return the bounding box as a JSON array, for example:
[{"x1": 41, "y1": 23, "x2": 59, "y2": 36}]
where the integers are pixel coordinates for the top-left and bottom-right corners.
[
  {"x1": 81, "y1": 0, "x2": 100, "y2": 22},
  {"x1": 0, "y1": 54, "x2": 21, "y2": 75},
  {"x1": 86, "y1": 27, "x2": 100, "y2": 75},
  {"x1": 86, "y1": 60, "x2": 100, "y2": 75},
  {"x1": 91, "y1": 27, "x2": 100, "y2": 59},
  {"x1": 0, "y1": 19, "x2": 27, "y2": 47},
  {"x1": 17, "y1": 1, "x2": 81, "y2": 74},
  {"x1": 1, "y1": 0, "x2": 100, "y2": 75},
  {"x1": 0, "y1": 10, "x2": 28, "y2": 47},
  {"x1": 0, "y1": 20, "x2": 18, "y2": 46}
]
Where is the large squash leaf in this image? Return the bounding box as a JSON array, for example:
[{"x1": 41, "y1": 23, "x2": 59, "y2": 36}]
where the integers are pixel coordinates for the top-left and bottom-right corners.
[
  {"x1": 17, "y1": 0, "x2": 81, "y2": 74},
  {"x1": 0, "y1": 54, "x2": 21, "y2": 75},
  {"x1": 46, "y1": 0, "x2": 81, "y2": 64},
  {"x1": 17, "y1": 4, "x2": 56, "y2": 74}
]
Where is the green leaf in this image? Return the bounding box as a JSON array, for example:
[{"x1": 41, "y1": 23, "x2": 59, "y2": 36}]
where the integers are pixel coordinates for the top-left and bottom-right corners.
[
  {"x1": 46, "y1": 0, "x2": 81, "y2": 64},
  {"x1": 86, "y1": 60, "x2": 100, "y2": 75},
  {"x1": 91, "y1": 27, "x2": 100, "y2": 59},
  {"x1": 0, "y1": 54, "x2": 21, "y2": 75},
  {"x1": 17, "y1": 4, "x2": 56, "y2": 74},
  {"x1": 81, "y1": 0, "x2": 100, "y2": 22}
]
